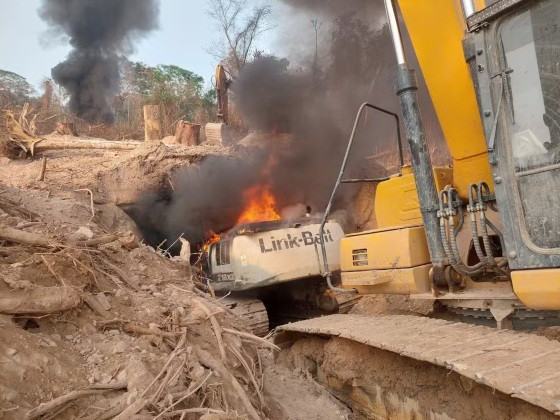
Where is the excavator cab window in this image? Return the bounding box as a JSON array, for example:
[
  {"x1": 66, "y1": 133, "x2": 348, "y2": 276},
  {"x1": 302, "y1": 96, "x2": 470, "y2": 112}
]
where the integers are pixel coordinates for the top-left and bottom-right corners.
[{"x1": 497, "y1": 0, "x2": 560, "y2": 249}]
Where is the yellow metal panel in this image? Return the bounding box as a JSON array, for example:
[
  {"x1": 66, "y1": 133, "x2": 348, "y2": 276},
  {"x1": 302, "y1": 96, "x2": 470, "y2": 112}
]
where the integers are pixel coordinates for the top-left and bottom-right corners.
[
  {"x1": 375, "y1": 167, "x2": 452, "y2": 228},
  {"x1": 341, "y1": 264, "x2": 432, "y2": 295},
  {"x1": 511, "y1": 269, "x2": 560, "y2": 310},
  {"x1": 340, "y1": 225, "x2": 430, "y2": 271},
  {"x1": 474, "y1": 0, "x2": 486, "y2": 11},
  {"x1": 397, "y1": 0, "x2": 493, "y2": 198}
]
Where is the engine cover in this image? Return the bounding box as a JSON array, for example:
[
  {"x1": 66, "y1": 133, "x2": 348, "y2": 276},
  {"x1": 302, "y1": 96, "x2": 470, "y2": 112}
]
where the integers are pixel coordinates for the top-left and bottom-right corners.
[{"x1": 207, "y1": 218, "x2": 345, "y2": 292}]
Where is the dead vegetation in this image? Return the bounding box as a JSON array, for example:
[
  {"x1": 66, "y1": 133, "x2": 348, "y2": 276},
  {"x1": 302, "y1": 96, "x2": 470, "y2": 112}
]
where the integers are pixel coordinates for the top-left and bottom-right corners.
[{"x1": 0, "y1": 186, "x2": 278, "y2": 419}]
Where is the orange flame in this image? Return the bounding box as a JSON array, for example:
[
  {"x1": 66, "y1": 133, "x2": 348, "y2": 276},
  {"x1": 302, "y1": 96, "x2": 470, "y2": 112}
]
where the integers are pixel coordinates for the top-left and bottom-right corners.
[
  {"x1": 203, "y1": 231, "x2": 221, "y2": 251},
  {"x1": 237, "y1": 184, "x2": 281, "y2": 224}
]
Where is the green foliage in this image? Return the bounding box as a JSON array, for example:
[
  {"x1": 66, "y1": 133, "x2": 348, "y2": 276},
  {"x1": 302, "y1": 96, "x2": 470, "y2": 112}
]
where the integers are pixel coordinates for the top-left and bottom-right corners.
[
  {"x1": 117, "y1": 59, "x2": 216, "y2": 126},
  {"x1": 0, "y1": 70, "x2": 35, "y2": 107}
]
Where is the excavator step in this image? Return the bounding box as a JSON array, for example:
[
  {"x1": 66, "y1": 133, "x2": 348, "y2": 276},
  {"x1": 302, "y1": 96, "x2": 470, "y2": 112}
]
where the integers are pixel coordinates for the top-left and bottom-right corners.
[{"x1": 275, "y1": 314, "x2": 560, "y2": 415}]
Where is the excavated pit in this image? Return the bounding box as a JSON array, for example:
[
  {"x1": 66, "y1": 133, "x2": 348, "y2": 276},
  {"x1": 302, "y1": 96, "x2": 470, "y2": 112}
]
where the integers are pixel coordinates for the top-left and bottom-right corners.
[{"x1": 0, "y1": 141, "x2": 358, "y2": 419}]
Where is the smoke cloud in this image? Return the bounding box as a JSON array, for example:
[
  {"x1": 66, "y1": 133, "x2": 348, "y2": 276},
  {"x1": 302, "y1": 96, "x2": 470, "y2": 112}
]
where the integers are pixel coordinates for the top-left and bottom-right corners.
[
  {"x1": 131, "y1": 0, "x2": 446, "y2": 251},
  {"x1": 39, "y1": 0, "x2": 160, "y2": 122}
]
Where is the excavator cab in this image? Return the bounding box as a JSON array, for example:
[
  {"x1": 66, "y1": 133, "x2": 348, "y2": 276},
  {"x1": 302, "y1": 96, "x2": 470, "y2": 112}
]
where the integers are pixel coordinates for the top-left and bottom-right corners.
[
  {"x1": 467, "y1": 0, "x2": 560, "y2": 308},
  {"x1": 321, "y1": 0, "x2": 560, "y2": 324}
]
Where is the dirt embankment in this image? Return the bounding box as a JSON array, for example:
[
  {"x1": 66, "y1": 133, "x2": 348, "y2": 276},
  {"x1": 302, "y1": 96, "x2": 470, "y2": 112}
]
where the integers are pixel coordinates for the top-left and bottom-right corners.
[
  {"x1": 0, "y1": 139, "x2": 230, "y2": 205},
  {"x1": 0, "y1": 143, "x2": 349, "y2": 419},
  {"x1": 278, "y1": 336, "x2": 555, "y2": 420}
]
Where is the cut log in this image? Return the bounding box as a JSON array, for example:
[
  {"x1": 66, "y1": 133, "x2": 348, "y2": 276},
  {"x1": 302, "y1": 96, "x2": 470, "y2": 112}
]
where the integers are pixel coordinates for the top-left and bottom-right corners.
[
  {"x1": 0, "y1": 226, "x2": 54, "y2": 247},
  {"x1": 143, "y1": 105, "x2": 163, "y2": 141},
  {"x1": 52, "y1": 121, "x2": 79, "y2": 136},
  {"x1": 0, "y1": 285, "x2": 81, "y2": 315},
  {"x1": 174, "y1": 121, "x2": 201, "y2": 146},
  {"x1": 35, "y1": 138, "x2": 141, "y2": 151}
]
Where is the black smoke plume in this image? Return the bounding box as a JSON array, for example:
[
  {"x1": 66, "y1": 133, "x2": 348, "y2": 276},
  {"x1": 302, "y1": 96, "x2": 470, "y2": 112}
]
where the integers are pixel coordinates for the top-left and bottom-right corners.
[
  {"x1": 39, "y1": 0, "x2": 160, "y2": 122},
  {"x1": 131, "y1": 0, "x2": 446, "y2": 251}
]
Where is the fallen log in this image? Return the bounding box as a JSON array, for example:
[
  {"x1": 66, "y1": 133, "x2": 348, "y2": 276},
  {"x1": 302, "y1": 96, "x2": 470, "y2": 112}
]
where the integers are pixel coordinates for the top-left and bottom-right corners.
[
  {"x1": 35, "y1": 138, "x2": 142, "y2": 151},
  {"x1": 5, "y1": 110, "x2": 43, "y2": 155},
  {"x1": 0, "y1": 285, "x2": 81, "y2": 315},
  {"x1": 0, "y1": 226, "x2": 55, "y2": 247}
]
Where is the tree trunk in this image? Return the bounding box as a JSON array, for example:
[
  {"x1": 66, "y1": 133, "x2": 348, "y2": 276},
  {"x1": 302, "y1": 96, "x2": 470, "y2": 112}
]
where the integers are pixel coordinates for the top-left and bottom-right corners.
[
  {"x1": 143, "y1": 105, "x2": 163, "y2": 141},
  {"x1": 0, "y1": 285, "x2": 81, "y2": 315},
  {"x1": 174, "y1": 121, "x2": 201, "y2": 146},
  {"x1": 36, "y1": 138, "x2": 141, "y2": 151}
]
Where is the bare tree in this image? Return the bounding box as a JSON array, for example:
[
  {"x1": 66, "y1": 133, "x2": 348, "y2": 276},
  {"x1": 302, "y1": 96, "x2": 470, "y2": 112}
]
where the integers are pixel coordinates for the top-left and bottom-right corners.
[{"x1": 208, "y1": 0, "x2": 272, "y2": 74}]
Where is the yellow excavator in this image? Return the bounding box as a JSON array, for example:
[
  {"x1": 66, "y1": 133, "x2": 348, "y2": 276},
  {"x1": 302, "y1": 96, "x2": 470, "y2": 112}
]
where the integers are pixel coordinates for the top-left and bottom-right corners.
[
  {"x1": 276, "y1": 0, "x2": 560, "y2": 417},
  {"x1": 205, "y1": 64, "x2": 231, "y2": 144}
]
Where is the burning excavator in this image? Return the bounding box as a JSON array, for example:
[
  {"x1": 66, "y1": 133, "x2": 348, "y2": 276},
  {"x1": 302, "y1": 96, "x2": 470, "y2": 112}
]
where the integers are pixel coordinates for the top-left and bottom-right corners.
[
  {"x1": 203, "y1": 0, "x2": 560, "y2": 416},
  {"x1": 267, "y1": 0, "x2": 560, "y2": 417},
  {"x1": 204, "y1": 171, "x2": 357, "y2": 335}
]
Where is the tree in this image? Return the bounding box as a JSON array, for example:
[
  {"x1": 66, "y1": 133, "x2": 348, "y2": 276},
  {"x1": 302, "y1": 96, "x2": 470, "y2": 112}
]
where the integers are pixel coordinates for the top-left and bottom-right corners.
[
  {"x1": 115, "y1": 59, "x2": 216, "y2": 136},
  {"x1": 0, "y1": 70, "x2": 35, "y2": 108},
  {"x1": 208, "y1": 0, "x2": 272, "y2": 74}
]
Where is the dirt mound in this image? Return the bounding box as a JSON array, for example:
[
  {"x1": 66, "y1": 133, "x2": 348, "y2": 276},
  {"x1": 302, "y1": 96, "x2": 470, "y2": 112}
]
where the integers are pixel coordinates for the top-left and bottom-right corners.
[
  {"x1": 0, "y1": 185, "x2": 284, "y2": 419},
  {"x1": 0, "y1": 140, "x2": 231, "y2": 206}
]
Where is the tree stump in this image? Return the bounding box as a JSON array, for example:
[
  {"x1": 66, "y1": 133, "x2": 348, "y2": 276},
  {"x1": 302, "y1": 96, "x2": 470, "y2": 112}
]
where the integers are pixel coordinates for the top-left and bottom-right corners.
[
  {"x1": 143, "y1": 105, "x2": 163, "y2": 141},
  {"x1": 174, "y1": 121, "x2": 201, "y2": 146}
]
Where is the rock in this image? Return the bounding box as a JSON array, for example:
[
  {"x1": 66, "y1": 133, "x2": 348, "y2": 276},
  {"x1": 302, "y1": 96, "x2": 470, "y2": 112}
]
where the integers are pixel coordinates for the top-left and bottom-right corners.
[
  {"x1": 119, "y1": 231, "x2": 139, "y2": 250},
  {"x1": 6, "y1": 348, "x2": 17, "y2": 356},
  {"x1": 70, "y1": 226, "x2": 95, "y2": 242},
  {"x1": 96, "y1": 293, "x2": 112, "y2": 311},
  {"x1": 116, "y1": 369, "x2": 127, "y2": 382},
  {"x1": 113, "y1": 341, "x2": 126, "y2": 354},
  {"x1": 81, "y1": 324, "x2": 96, "y2": 334},
  {"x1": 65, "y1": 335, "x2": 74, "y2": 341},
  {"x1": 46, "y1": 339, "x2": 57, "y2": 348}
]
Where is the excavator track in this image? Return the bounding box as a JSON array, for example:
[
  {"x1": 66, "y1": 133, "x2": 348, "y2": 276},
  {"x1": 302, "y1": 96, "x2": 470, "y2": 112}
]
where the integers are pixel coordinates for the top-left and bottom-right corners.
[
  {"x1": 221, "y1": 297, "x2": 269, "y2": 337},
  {"x1": 275, "y1": 314, "x2": 560, "y2": 417}
]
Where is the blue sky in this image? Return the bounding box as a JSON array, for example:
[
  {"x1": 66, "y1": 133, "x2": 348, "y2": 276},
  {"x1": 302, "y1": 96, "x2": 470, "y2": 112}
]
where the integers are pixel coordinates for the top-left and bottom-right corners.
[{"x1": 0, "y1": 0, "x2": 292, "y2": 91}]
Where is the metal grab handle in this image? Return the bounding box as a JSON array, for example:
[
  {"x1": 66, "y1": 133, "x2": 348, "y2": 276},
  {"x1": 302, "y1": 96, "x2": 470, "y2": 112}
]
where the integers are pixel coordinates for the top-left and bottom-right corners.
[{"x1": 316, "y1": 102, "x2": 403, "y2": 293}]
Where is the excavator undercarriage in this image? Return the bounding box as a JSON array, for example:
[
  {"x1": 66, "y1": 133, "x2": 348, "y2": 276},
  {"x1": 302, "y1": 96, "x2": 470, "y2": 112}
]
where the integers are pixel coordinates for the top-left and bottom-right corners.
[
  {"x1": 275, "y1": 314, "x2": 560, "y2": 419},
  {"x1": 270, "y1": 0, "x2": 560, "y2": 417}
]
